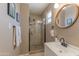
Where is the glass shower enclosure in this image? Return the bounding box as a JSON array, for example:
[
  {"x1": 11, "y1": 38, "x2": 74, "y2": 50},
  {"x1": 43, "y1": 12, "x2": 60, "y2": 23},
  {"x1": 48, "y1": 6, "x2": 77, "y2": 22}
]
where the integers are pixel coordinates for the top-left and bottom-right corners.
[{"x1": 29, "y1": 17, "x2": 44, "y2": 53}]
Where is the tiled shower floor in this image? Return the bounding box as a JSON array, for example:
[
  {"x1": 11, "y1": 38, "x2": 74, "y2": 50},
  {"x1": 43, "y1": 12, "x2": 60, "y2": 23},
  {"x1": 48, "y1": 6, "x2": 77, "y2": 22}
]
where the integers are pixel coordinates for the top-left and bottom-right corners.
[{"x1": 30, "y1": 44, "x2": 44, "y2": 51}]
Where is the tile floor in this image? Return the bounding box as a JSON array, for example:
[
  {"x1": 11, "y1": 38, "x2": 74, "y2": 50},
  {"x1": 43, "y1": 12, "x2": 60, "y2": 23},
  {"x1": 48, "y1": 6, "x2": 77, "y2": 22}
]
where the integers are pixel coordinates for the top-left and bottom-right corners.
[
  {"x1": 20, "y1": 52, "x2": 44, "y2": 56},
  {"x1": 29, "y1": 52, "x2": 44, "y2": 56},
  {"x1": 20, "y1": 49, "x2": 44, "y2": 56}
]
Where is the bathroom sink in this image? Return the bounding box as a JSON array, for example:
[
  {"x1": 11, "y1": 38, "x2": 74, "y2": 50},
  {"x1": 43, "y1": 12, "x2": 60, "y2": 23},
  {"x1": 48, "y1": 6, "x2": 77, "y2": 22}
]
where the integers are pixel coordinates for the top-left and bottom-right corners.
[{"x1": 44, "y1": 42, "x2": 79, "y2": 56}]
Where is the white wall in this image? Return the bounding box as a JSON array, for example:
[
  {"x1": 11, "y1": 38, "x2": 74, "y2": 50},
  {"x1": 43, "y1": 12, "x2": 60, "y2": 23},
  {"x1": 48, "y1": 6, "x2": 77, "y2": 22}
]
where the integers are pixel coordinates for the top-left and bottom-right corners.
[{"x1": 0, "y1": 3, "x2": 21, "y2": 55}]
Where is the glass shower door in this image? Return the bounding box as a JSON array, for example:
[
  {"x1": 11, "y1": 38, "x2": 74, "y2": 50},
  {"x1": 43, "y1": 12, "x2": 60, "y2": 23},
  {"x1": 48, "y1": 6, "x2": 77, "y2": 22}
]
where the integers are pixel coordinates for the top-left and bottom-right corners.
[{"x1": 29, "y1": 20, "x2": 43, "y2": 52}]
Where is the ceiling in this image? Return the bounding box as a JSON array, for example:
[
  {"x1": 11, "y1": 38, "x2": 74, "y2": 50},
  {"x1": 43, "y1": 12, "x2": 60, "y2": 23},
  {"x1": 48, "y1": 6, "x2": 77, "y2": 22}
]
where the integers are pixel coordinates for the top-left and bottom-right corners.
[{"x1": 29, "y1": 3, "x2": 49, "y2": 15}]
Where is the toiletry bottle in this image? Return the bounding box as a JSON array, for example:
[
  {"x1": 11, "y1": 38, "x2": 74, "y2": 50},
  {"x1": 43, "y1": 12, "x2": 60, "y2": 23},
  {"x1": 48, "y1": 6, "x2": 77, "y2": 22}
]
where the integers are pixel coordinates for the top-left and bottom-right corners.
[{"x1": 55, "y1": 36, "x2": 58, "y2": 42}]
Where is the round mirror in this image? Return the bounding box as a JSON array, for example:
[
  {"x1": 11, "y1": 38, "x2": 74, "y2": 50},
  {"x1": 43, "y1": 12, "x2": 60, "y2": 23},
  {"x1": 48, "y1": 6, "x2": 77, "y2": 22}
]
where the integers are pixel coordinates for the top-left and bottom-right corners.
[{"x1": 55, "y1": 4, "x2": 79, "y2": 28}]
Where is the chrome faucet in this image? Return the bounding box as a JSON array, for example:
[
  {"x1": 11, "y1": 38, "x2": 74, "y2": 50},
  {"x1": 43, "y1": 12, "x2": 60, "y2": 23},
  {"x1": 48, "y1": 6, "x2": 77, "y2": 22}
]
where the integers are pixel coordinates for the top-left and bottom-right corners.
[{"x1": 60, "y1": 37, "x2": 68, "y2": 47}]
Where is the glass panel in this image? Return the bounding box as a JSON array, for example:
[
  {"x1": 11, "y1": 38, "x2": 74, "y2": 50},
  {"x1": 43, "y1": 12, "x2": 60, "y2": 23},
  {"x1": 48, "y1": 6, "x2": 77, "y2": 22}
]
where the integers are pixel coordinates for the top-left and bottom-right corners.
[
  {"x1": 47, "y1": 11, "x2": 52, "y2": 18},
  {"x1": 46, "y1": 11, "x2": 52, "y2": 24},
  {"x1": 48, "y1": 18, "x2": 51, "y2": 23}
]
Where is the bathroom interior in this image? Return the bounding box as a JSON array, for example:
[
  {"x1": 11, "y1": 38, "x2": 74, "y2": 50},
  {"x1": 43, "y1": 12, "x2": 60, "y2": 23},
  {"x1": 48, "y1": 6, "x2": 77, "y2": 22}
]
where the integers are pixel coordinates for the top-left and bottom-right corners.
[{"x1": 1, "y1": 3, "x2": 79, "y2": 56}]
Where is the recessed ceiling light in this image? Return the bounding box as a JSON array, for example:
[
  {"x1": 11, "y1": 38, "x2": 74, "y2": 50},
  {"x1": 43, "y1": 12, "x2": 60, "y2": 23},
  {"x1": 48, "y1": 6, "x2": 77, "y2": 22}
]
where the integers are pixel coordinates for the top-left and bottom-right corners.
[{"x1": 54, "y1": 3, "x2": 59, "y2": 8}]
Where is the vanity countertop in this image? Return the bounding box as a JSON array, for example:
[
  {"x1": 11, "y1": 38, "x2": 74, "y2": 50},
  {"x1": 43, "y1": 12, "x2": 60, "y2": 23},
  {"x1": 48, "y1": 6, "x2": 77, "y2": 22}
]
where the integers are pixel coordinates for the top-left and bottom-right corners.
[{"x1": 45, "y1": 42, "x2": 79, "y2": 56}]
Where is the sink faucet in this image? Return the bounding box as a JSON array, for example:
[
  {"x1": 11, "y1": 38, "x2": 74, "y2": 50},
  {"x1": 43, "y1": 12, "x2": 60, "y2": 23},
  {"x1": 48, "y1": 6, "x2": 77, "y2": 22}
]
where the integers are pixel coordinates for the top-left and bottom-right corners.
[
  {"x1": 60, "y1": 37, "x2": 68, "y2": 47},
  {"x1": 60, "y1": 38, "x2": 65, "y2": 43}
]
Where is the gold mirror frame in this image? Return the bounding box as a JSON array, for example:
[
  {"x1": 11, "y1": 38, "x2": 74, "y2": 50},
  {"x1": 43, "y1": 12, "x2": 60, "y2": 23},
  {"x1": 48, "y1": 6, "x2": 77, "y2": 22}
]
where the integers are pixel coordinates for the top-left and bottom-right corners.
[{"x1": 55, "y1": 4, "x2": 79, "y2": 29}]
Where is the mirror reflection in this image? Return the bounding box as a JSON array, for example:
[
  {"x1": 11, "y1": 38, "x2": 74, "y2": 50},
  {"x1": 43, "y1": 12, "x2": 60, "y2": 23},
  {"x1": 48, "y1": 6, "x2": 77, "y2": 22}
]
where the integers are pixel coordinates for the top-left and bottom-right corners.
[{"x1": 56, "y1": 4, "x2": 79, "y2": 28}]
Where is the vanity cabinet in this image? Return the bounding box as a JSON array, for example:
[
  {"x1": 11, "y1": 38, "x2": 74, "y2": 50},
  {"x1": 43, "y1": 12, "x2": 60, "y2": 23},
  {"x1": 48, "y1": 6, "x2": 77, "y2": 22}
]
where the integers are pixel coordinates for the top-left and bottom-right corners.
[
  {"x1": 44, "y1": 44, "x2": 57, "y2": 56},
  {"x1": 44, "y1": 42, "x2": 79, "y2": 56}
]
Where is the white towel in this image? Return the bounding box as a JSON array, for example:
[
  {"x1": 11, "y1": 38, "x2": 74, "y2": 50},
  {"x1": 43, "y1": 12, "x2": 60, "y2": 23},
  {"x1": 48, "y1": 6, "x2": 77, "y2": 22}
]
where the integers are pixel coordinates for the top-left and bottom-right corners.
[{"x1": 16, "y1": 26, "x2": 21, "y2": 47}]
